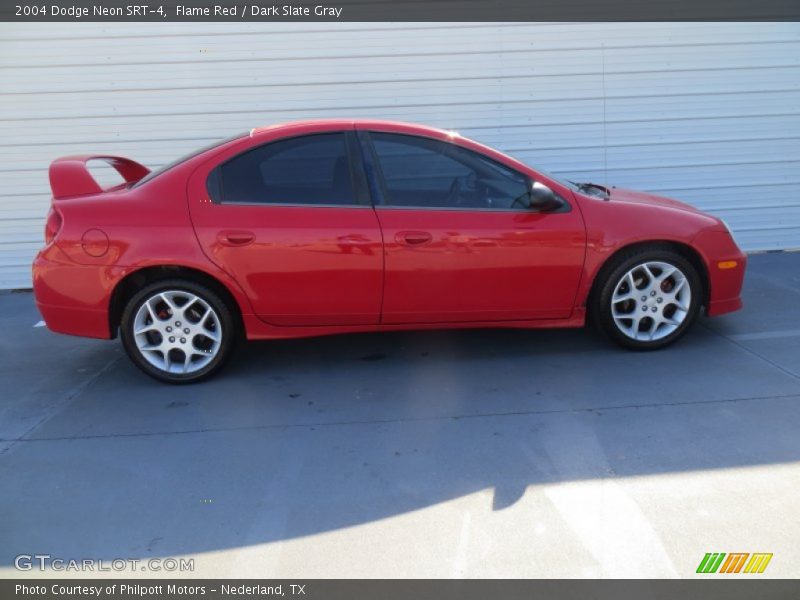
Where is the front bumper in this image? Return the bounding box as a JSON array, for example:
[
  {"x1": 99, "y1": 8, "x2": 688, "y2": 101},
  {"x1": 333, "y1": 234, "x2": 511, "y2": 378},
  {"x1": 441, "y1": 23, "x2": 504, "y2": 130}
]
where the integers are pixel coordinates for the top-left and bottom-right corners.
[
  {"x1": 707, "y1": 294, "x2": 744, "y2": 317},
  {"x1": 692, "y1": 229, "x2": 747, "y2": 317}
]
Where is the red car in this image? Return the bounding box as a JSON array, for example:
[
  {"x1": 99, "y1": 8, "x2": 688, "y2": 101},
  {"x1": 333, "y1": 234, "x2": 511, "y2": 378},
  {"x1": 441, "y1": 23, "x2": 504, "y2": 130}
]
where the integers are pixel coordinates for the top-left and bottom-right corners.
[{"x1": 33, "y1": 120, "x2": 746, "y2": 383}]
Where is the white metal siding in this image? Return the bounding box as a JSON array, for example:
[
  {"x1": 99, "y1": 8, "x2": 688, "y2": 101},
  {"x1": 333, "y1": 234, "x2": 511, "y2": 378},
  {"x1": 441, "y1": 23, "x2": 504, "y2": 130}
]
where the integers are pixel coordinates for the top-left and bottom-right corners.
[{"x1": 1, "y1": 22, "x2": 799, "y2": 289}]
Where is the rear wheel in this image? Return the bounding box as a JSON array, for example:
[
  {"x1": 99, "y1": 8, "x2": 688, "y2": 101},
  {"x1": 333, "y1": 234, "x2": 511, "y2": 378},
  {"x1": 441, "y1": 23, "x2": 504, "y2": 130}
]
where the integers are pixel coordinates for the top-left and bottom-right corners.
[
  {"x1": 120, "y1": 279, "x2": 236, "y2": 383},
  {"x1": 594, "y1": 249, "x2": 702, "y2": 350}
]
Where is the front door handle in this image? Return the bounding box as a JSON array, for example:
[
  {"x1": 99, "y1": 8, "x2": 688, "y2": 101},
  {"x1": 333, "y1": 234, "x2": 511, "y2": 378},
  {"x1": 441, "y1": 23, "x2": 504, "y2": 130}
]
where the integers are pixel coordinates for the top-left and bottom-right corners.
[
  {"x1": 396, "y1": 231, "x2": 433, "y2": 246},
  {"x1": 218, "y1": 230, "x2": 255, "y2": 246}
]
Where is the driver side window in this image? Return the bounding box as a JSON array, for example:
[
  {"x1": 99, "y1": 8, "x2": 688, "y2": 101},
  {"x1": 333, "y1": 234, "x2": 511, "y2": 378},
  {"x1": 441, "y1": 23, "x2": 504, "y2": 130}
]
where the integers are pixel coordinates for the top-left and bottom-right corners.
[{"x1": 369, "y1": 132, "x2": 530, "y2": 210}]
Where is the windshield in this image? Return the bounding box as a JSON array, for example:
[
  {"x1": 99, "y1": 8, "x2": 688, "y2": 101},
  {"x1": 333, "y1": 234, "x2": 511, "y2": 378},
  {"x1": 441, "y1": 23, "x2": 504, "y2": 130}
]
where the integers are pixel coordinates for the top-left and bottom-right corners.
[{"x1": 134, "y1": 133, "x2": 247, "y2": 187}]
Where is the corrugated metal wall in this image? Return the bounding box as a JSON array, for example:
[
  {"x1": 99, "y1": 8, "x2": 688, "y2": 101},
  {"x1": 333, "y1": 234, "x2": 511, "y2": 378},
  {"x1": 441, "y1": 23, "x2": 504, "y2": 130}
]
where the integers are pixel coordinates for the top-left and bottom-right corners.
[{"x1": 2, "y1": 22, "x2": 799, "y2": 289}]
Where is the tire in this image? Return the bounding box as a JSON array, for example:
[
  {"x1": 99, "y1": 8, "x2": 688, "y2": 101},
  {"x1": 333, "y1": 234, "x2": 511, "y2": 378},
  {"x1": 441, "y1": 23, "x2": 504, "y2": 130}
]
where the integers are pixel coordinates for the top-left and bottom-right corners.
[
  {"x1": 592, "y1": 248, "x2": 702, "y2": 350},
  {"x1": 120, "y1": 279, "x2": 237, "y2": 383}
]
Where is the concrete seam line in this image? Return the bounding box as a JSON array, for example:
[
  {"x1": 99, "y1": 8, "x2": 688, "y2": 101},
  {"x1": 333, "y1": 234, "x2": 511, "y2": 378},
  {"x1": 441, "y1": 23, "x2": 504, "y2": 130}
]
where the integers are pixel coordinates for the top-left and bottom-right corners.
[
  {"x1": 0, "y1": 355, "x2": 122, "y2": 455},
  {"x1": 2, "y1": 391, "x2": 799, "y2": 444}
]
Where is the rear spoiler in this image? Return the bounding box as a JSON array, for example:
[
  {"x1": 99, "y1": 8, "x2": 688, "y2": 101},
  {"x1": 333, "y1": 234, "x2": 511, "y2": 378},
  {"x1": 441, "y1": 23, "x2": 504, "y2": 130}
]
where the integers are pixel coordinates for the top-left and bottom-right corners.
[{"x1": 49, "y1": 155, "x2": 150, "y2": 200}]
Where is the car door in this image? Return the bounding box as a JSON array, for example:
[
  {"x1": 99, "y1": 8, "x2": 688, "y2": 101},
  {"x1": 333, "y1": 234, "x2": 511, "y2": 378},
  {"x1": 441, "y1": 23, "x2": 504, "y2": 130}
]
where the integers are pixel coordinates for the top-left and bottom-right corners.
[
  {"x1": 359, "y1": 130, "x2": 586, "y2": 324},
  {"x1": 188, "y1": 131, "x2": 384, "y2": 327}
]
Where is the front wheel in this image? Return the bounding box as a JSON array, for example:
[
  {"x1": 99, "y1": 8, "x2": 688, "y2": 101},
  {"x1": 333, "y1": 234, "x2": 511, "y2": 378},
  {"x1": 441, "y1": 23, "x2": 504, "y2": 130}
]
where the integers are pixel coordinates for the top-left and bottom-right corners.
[
  {"x1": 594, "y1": 250, "x2": 702, "y2": 350},
  {"x1": 120, "y1": 280, "x2": 237, "y2": 383}
]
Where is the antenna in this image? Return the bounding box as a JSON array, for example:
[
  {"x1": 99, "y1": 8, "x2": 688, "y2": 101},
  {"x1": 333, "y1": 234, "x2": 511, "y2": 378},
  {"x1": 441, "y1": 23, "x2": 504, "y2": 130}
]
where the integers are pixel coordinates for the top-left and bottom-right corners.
[{"x1": 601, "y1": 42, "x2": 609, "y2": 190}]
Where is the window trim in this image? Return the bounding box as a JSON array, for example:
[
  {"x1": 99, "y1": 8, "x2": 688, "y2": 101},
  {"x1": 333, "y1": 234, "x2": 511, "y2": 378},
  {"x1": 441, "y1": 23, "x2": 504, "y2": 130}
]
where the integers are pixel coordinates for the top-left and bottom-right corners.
[
  {"x1": 359, "y1": 130, "x2": 571, "y2": 214},
  {"x1": 355, "y1": 130, "x2": 387, "y2": 207},
  {"x1": 206, "y1": 131, "x2": 371, "y2": 208}
]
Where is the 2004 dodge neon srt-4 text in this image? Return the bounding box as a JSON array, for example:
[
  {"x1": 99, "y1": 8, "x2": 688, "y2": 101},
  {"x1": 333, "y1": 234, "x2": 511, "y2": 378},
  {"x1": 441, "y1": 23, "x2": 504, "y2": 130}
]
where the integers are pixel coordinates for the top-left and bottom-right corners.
[{"x1": 33, "y1": 120, "x2": 746, "y2": 383}]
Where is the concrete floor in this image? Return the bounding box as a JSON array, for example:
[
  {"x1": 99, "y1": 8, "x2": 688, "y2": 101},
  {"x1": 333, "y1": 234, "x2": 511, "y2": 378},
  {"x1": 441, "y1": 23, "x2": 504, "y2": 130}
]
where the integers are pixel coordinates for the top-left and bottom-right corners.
[{"x1": 1, "y1": 252, "x2": 799, "y2": 578}]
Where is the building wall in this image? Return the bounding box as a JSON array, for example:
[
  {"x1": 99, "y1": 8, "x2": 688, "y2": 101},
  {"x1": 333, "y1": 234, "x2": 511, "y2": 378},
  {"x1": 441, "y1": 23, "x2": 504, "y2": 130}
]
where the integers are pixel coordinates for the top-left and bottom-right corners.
[{"x1": 2, "y1": 22, "x2": 799, "y2": 289}]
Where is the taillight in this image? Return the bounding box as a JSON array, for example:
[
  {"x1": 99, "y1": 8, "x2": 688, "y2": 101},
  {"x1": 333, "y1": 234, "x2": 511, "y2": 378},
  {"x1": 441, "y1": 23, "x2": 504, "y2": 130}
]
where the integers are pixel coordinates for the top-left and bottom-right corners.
[{"x1": 44, "y1": 206, "x2": 62, "y2": 245}]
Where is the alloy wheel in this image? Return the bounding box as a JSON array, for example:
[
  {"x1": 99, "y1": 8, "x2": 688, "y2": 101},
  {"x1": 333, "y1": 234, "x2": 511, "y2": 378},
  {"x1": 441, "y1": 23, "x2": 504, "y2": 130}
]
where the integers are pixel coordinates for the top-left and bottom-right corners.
[
  {"x1": 610, "y1": 261, "x2": 692, "y2": 342},
  {"x1": 132, "y1": 290, "x2": 223, "y2": 374}
]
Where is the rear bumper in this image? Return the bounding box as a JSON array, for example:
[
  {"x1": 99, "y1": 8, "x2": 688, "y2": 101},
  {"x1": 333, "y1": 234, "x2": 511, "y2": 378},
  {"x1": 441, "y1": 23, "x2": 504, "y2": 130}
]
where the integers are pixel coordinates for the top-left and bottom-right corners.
[{"x1": 32, "y1": 244, "x2": 112, "y2": 339}]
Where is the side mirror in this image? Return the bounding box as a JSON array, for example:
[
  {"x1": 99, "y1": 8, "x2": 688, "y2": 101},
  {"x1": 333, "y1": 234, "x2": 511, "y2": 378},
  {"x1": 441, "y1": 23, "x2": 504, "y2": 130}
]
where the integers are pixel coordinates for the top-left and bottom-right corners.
[{"x1": 527, "y1": 180, "x2": 564, "y2": 212}]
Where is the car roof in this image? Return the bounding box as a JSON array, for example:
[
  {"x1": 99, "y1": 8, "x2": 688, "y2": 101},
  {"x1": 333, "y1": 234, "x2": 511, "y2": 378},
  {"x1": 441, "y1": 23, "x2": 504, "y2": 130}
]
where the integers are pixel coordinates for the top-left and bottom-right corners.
[
  {"x1": 246, "y1": 119, "x2": 535, "y2": 180},
  {"x1": 249, "y1": 119, "x2": 453, "y2": 138}
]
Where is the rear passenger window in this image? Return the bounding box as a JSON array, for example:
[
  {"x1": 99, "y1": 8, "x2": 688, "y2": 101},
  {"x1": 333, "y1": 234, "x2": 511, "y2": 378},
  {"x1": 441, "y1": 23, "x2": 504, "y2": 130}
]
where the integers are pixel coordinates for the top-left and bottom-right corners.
[{"x1": 207, "y1": 133, "x2": 358, "y2": 205}]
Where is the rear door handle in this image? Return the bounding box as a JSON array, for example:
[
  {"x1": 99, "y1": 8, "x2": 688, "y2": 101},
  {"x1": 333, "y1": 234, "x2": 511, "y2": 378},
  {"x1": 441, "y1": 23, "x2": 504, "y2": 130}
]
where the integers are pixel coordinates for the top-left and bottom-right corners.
[
  {"x1": 338, "y1": 234, "x2": 372, "y2": 247},
  {"x1": 396, "y1": 231, "x2": 433, "y2": 246},
  {"x1": 218, "y1": 230, "x2": 255, "y2": 246}
]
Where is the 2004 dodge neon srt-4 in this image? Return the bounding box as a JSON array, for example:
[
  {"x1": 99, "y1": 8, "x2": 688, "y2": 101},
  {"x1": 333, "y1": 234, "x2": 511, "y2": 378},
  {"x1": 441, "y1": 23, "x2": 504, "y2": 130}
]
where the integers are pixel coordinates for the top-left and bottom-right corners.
[{"x1": 33, "y1": 120, "x2": 746, "y2": 383}]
